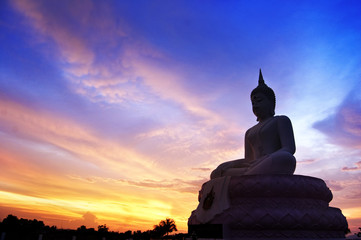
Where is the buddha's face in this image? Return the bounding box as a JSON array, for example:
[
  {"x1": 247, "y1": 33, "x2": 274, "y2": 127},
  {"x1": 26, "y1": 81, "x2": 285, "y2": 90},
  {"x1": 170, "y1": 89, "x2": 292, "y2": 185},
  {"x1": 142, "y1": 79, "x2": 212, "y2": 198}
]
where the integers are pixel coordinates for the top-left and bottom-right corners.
[{"x1": 251, "y1": 92, "x2": 273, "y2": 121}]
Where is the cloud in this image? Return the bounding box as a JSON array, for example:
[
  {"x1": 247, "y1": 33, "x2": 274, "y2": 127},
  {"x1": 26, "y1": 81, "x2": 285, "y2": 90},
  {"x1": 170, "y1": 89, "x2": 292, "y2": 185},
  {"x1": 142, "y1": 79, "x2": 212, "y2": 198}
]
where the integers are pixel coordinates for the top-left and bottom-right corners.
[
  {"x1": 70, "y1": 212, "x2": 98, "y2": 229},
  {"x1": 68, "y1": 175, "x2": 206, "y2": 194},
  {"x1": 10, "y1": 0, "x2": 235, "y2": 121},
  {"x1": 12, "y1": 0, "x2": 95, "y2": 66},
  {"x1": 10, "y1": 0, "x2": 244, "y2": 165},
  {"x1": 191, "y1": 167, "x2": 212, "y2": 171},
  {"x1": 324, "y1": 174, "x2": 361, "y2": 201},
  {"x1": 11, "y1": 0, "x2": 144, "y2": 104},
  {"x1": 325, "y1": 180, "x2": 345, "y2": 191},
  {"x1": 0, "y1": 98, "x2": 172, "y2": 180},
  {"x1": 313, "y1": 82, "x2": 361, "y2": 149},
  {"x1": 345, "y1": 191, "x2": 361, "y2": 199},
  {"x1": 297, "y1": 159, "x2": 316, "y2": 164},
  {"x1": 123, "y1": 178, "x2": 207, "y2": 194},
  {"x1": 342, "y1": 161, "x2": 361, "y2": 172}
]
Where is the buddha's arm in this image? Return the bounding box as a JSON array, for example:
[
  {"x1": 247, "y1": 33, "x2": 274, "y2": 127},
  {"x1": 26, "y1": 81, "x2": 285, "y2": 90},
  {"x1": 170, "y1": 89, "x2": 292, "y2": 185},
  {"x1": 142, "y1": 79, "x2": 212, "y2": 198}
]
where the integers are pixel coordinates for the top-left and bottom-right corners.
[
  {"x1": 277, "y1": 116, "x2": 296, "y2": 154},
  {"x1": 244, "y1": 130, "x2": 254, "y2": 162}
]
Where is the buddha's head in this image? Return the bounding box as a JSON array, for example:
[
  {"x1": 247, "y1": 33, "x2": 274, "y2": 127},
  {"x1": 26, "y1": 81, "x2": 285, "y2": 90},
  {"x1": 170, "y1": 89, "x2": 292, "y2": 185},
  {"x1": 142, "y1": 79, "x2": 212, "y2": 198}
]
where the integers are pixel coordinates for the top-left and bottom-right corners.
[{"x1": 250, "y1": 69, "x2": 276, "y2": 121}]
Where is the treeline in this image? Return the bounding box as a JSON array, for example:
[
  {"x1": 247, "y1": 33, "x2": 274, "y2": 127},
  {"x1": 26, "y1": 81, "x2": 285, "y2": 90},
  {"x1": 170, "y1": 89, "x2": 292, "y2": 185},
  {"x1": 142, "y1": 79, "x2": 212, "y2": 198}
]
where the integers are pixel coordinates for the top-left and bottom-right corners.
[{"x1": 0, "y1": 215, "x2": 187, "y2": 240}]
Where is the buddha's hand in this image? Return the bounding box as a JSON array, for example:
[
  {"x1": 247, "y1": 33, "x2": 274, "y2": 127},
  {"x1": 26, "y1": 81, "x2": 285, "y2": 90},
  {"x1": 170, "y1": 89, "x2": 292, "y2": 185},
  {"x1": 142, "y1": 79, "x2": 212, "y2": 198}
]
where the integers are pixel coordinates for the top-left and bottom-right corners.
[{"x1": 223, "y1": 159, "x2": 251, "y2": 169}]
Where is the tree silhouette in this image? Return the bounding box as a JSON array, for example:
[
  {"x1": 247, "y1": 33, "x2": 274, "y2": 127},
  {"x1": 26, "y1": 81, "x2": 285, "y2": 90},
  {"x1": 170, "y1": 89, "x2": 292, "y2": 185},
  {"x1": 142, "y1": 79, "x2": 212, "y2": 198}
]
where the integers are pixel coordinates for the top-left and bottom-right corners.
[
  {"x1": 1, "y1": 214, "x2": 20, "y2": 232},
  {"x1": 77, "y1": 225, "x2": 87, "y2": 232},
  {"x1": 153, "y1": 218, "x2": 177, "y2": 237},
  {"x1": 1, "y1": 214, "x2": 181, "y2": 240},
  {"x1": 0, "y1": 214, "x2": 47, "y2": 240},
  {"x1": 97, "y1": 224, "x2": 109, "y2": 233}
]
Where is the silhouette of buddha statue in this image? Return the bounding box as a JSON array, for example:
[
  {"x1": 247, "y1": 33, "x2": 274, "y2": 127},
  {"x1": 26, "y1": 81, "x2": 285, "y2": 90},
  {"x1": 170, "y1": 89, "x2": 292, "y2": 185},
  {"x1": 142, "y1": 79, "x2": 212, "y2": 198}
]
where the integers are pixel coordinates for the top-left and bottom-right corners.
[{"x1": 211, "y1": 70, "x2": 296, "y2": 179}]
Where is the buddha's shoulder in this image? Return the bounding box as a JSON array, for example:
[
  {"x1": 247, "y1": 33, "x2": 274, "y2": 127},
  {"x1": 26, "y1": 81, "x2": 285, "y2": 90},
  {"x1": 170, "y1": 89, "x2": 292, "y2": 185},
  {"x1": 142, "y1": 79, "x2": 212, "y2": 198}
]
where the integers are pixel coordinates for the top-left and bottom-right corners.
[
  {"x1": 263, "y1": 116, "x2": 291, "y2": 128},
  {"x1": 274, "y1": 115, "x2": 292, "y2": 123}
]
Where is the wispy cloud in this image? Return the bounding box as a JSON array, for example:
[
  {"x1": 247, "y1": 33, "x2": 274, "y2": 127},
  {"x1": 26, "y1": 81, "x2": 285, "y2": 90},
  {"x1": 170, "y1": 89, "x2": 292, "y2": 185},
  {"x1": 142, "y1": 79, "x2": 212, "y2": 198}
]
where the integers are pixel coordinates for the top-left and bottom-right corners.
[
  {"x1": 314, "y1": 83, "x2": 361, "y2": 149},
  {"x1": 0, "y1": 98, "x2": 168, "y2": 180},
  {"x1": 342, "y1": 161, "x2": 361, "y2": 172},
  {"x1": 12, "y1": 0, "x2": 95, "y2": 65},
  {"x1": 191, "y1": 167, "x2": 212, "y2": 171},
  {"x1": 10, "y1": 0, "x2": 244, "y2": 168},
  {"x1": 67, "y1": 175, "x2": 206, "y2": 194},
  {"x1": 297, "y1": 159, "x2": 316, "y2": 164},
  {"x1": 325, "y1": 180, "x2": 345, "y2": 191}
]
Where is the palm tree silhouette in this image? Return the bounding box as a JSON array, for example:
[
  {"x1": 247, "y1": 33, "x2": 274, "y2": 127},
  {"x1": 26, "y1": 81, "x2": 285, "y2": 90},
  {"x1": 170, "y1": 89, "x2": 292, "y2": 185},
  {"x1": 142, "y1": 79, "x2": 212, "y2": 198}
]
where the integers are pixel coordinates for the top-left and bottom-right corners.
[{"x1": 153, "y1": 218, "x2": 177, "y2": 237}]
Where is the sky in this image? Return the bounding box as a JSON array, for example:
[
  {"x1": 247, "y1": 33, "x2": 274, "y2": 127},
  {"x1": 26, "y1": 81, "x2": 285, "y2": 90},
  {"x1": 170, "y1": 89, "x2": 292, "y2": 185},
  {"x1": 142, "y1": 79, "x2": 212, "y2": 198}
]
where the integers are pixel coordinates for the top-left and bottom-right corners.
[{"x1": 0, "y1": 0, "x2": 361, "y2": 234}]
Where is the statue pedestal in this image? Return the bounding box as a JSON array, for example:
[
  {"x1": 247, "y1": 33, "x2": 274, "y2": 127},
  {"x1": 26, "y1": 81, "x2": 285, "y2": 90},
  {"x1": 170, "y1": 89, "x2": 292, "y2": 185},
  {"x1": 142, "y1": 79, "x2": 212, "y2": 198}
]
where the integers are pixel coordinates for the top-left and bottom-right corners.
[{"x1": 188, "y1": 175, "x2": 348, "y2": 239}]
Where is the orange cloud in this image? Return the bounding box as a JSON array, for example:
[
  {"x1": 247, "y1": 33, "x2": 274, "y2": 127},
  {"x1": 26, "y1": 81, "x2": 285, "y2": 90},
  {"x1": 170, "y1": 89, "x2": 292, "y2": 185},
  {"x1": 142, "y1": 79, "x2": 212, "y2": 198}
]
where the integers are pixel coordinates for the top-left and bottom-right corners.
[
  {"x1": 0, "y1": 98, "x2": 172, "y2": 180},
  {"x1": 0, "y1": 98, "x2": 200, "y2": 231}
]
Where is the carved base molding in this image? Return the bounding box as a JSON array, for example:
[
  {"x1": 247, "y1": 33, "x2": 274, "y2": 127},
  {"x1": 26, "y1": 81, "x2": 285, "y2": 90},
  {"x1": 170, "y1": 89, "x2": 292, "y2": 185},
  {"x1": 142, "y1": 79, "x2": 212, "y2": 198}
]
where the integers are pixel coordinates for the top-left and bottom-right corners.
[{"x1": 188, "y1": 175, "x2": 348, "y2": 239}]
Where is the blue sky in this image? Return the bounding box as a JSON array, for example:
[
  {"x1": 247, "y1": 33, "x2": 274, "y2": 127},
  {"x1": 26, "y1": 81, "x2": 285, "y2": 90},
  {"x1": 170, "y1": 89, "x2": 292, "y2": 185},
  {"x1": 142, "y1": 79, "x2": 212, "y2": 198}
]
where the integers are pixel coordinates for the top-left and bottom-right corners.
[{"x1": 0, "y1": 0, "x2": 360, "y2": 233}]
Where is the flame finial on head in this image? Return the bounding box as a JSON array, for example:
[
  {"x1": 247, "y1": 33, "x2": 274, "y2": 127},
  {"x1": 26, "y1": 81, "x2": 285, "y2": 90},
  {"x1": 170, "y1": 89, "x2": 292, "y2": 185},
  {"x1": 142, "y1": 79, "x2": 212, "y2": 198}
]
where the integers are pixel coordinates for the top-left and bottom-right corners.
[{"x1": 259, "y1": 69, "x2": 265, "y2": 85}]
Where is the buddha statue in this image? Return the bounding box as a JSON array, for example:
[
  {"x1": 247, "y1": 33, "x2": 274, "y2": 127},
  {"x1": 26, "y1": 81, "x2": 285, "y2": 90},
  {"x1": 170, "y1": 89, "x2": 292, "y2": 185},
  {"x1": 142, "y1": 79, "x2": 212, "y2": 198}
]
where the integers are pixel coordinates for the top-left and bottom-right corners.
[
  {"x1": 210, "y1": 70, "x2": 296, "y2": 179},
  {"x1": 190, "y1": 71, "x2": 348, "y2": 239}
]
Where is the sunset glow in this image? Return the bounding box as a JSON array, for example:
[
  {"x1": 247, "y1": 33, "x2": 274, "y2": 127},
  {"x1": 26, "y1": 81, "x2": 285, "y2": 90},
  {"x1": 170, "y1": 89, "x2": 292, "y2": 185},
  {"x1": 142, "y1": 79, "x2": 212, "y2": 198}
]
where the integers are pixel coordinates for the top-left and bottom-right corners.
[{"x1": 1, "y1": 0, "x2": 361, "y2": 234}]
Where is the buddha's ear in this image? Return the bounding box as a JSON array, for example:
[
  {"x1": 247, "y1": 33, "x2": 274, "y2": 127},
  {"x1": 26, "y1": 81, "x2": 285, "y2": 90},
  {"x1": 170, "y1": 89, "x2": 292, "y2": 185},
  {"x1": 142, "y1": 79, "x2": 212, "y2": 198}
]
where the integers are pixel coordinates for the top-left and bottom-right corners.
[{"x1": 269, "y1": 102, "x2": 275, "y2": 116}]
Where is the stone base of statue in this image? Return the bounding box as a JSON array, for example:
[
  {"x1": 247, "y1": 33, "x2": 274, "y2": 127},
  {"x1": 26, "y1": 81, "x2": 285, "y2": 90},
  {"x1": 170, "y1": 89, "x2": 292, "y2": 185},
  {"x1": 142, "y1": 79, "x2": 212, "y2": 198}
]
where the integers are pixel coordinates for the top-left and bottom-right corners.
[{"x1": 188, "y1": 175, "x2": 348, "y2": 239}]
